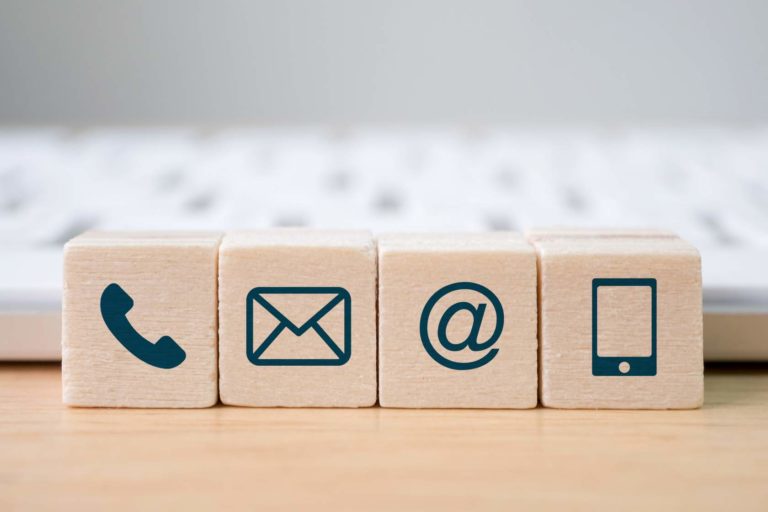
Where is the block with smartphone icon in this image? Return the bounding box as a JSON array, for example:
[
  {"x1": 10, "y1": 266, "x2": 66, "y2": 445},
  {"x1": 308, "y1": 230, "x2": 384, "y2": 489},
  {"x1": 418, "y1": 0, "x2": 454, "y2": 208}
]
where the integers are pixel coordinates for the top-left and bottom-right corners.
[
  {"x1": 377, "y1": 233, "x2": 538, "y2": 408},
  {"x1": 217, "y1": 230, "x2": 377, "y2": 407},
  {"x1": 529, "y1": 230, "x2": 703, "y2": 409},
  {"x1": 62, "y1": 231, "x2": 222, "y2": 408}
]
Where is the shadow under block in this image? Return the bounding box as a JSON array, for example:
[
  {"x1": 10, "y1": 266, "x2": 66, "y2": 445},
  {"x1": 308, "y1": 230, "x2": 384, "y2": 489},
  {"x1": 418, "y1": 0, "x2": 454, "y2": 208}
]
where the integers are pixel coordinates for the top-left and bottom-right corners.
[
  {"x1": 62, "y1": 231, "x2": 222, "y2": 408},
  {"x1": 218, "y1": 230, "x2": 377, "y2": 407},
  {"x1": 529, "y1": 233, "x2": 703, "y2": 409},
  {"x1": 378, "y1": 233, "x2": 538, "y2": 408}
]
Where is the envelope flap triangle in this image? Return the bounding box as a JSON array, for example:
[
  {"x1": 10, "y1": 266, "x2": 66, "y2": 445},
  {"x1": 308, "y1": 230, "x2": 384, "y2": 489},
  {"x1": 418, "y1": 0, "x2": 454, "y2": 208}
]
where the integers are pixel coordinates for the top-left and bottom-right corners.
[{"x1": 251, "y1": 288, "x2": 347, "y2": 333}]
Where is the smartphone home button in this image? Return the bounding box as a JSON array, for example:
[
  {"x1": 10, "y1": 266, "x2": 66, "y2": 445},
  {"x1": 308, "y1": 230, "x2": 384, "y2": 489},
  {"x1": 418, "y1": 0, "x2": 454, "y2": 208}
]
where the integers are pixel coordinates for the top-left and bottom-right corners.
[{"x1": 618, "y1": 361, "x2": 631, "y2": 374}]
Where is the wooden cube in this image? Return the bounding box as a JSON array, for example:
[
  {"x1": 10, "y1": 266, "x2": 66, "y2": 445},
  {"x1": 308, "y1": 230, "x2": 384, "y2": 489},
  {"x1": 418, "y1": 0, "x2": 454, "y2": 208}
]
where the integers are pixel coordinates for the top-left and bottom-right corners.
[
  {"x1": 526, "y1": 228, "x2": 678, "y2": 241},
  {"x1": 218, "y1": 230, "x2": 377, "y2": 407},
  {"x1": 62, "y1": 231, "x2": 222, "y2": 408},
  {"x1": 529, "y1": 230, "x2": 703, "y2": 409},
  {"x1": 378, "y1": 233, "x2": 538, "y2": 408}
]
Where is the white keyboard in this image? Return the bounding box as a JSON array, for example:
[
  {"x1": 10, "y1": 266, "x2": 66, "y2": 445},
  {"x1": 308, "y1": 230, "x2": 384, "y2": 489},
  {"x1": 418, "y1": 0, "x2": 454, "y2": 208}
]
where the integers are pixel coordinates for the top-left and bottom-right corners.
[{"x1": 1, "y1": 127, "x2": 768, "y2": 359}]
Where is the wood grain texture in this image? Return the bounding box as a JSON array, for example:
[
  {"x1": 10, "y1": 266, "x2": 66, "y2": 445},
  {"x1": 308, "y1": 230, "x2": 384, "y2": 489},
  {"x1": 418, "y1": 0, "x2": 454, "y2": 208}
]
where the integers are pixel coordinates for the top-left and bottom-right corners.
[
  {"x1": 218, "y1": 230, "x2": 377, "y2": 407},
  {"x1": 62, "y1": 231, "x2": 221, "y2": 408},
  {"x1": 378, "y1": 233, "x2": 537, "y2": 408},
  {"x1": 529, "y1": 232, "x2": 703, "y2": 409},
  {"x1": 1, "y1": 363, "x2": 766, "y2": 511}
]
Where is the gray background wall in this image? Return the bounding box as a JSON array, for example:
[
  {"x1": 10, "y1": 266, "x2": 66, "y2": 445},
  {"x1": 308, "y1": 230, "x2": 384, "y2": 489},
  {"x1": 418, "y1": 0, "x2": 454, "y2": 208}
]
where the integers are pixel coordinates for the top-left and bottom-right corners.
[{"x1": 1, "y1": 0, "x2": 766, "y2": 124}]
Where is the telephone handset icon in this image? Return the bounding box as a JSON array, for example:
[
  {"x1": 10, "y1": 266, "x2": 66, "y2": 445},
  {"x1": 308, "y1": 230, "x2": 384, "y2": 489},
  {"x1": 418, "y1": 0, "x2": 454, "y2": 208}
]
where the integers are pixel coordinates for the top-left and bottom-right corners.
[{"x1": 100, "y1": 283, "x2": 186, "y2": 369}]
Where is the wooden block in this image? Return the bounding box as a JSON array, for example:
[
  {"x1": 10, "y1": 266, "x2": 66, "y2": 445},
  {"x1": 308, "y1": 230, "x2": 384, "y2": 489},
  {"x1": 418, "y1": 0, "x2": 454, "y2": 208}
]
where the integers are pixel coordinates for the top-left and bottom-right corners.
[
  {"x1": 529, "y1": 231, "x2": 703, "y2": 409},
  {"x1": 218, "y1": 230, "x2": 377, "y2": 407},
  {"x1": 378, "y1": 233, "x2": 538, "y2": 408},
  {"x1": 62, "y1": 231, "x2": 222, "y2": 408},
  {"x1": 526, "y1": 228, "x2": 678, "y2": 241}
]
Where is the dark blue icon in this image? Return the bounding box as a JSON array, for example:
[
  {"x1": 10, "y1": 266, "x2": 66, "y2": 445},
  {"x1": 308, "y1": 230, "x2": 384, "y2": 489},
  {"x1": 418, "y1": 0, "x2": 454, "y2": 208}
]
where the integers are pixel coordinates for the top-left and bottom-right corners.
[
  {"x1": 100, "y1": 283, "x2": 186, "y2": 369},
  {"x1": 592, "y1": 278, "x2": 657, "y2": 377},
  {"x1": 420, "y1": 282, "x2": 504, "y2": 370},
  {"x1": 247, "y1": 287, "x2": 351, "y2": 366}
]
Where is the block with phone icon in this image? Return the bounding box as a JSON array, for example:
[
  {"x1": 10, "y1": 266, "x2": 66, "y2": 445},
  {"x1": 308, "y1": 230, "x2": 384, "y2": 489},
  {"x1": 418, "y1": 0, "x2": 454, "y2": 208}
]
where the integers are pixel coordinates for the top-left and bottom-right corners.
[
  {"x1": 62, "y1": 231, "x2": 222, "y2": 408},
  {"x1": 377, "y1": 233, "x2": 538, "y2": 408},
  {"x1": 529, "y1": 230, "x2": 703, "y2": 409},
  {"x1": 217, "y1": 230, "x2": 377, "y2": 407}
]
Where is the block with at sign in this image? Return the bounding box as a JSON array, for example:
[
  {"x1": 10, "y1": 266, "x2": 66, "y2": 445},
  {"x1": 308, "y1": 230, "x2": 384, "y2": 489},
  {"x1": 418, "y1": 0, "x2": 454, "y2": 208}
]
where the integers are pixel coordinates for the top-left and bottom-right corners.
[
  {"x1": 218, "y1": 230, "x2": 377, "y2": 407},
  {"x1": 62, "y1": 231, "x2": 222, "y2": 408},
  {"x1": 378, "y1": 233, "x2": 538, "y2": 408},
  {"x1": 529, "y1": 231, "x2": 703, "y2": 409}
]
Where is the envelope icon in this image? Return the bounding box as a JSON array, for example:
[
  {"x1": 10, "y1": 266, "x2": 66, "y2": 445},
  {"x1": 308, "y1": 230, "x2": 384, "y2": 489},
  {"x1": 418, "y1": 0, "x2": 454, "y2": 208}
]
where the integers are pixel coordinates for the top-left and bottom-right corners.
[{"x1": 246, "y1": 287, "x2": 351, "y2": 366}]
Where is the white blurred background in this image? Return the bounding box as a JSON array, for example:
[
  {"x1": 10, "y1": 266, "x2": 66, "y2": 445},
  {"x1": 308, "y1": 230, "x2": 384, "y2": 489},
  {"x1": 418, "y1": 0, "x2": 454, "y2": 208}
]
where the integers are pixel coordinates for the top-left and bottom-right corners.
[
  {"x1": 1, "y1": 0, "x2": 767, "y2": 124},
  {"x1": 1, "y1": 0, "x2": 768, "y2": 273}
]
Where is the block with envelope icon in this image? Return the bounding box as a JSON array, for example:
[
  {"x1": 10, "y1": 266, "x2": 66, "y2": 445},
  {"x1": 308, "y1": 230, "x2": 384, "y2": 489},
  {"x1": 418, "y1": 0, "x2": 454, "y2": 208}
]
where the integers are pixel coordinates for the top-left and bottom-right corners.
[
  {"x1": 528, "y1": 229, "x2": 703, "y2": 409},
  {"x1": 218, "y1": 230, "x2": 377, "y2": 407}
]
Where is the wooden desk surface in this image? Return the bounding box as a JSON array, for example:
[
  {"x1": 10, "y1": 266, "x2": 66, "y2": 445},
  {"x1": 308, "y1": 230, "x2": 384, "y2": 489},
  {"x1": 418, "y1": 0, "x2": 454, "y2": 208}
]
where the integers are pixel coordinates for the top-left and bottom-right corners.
[{"x1": 1, "y1": 364, "x2": 766, "y2": 511}]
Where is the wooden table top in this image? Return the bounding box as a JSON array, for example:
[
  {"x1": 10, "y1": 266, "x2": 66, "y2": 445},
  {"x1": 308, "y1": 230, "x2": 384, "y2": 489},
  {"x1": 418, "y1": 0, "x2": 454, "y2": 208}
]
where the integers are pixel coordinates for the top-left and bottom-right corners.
[{"x1": 1, "y1": 363, "x2": 766, "y2": 511}]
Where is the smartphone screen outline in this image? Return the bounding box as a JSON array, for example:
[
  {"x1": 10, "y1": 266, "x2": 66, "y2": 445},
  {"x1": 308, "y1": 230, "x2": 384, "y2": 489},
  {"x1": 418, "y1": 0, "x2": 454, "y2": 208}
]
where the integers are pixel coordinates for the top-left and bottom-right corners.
[{"x1": 591, "y1": 278, "x2": 657, "y2": 377}]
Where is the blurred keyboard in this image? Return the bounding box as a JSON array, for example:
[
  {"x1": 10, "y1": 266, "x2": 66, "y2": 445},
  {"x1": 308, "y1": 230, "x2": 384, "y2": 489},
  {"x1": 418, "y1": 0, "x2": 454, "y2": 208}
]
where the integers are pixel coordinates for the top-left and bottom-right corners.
[
  {"x1": 2, "y1": 126, "x2": 768, "y2": 245},
  {"x1": 1, "y1": 126, "x2": 768, "y2": 359}
]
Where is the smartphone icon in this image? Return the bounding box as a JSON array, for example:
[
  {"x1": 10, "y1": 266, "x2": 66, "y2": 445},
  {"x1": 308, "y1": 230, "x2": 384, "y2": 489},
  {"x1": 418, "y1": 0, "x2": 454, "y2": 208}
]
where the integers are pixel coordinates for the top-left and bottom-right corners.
[
  {"x1": 100, "y1": 283, "x2": 186, "y2": 369},
  {"x1": 592, "y1": 278, "x2": 656, "y2": 377}
]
